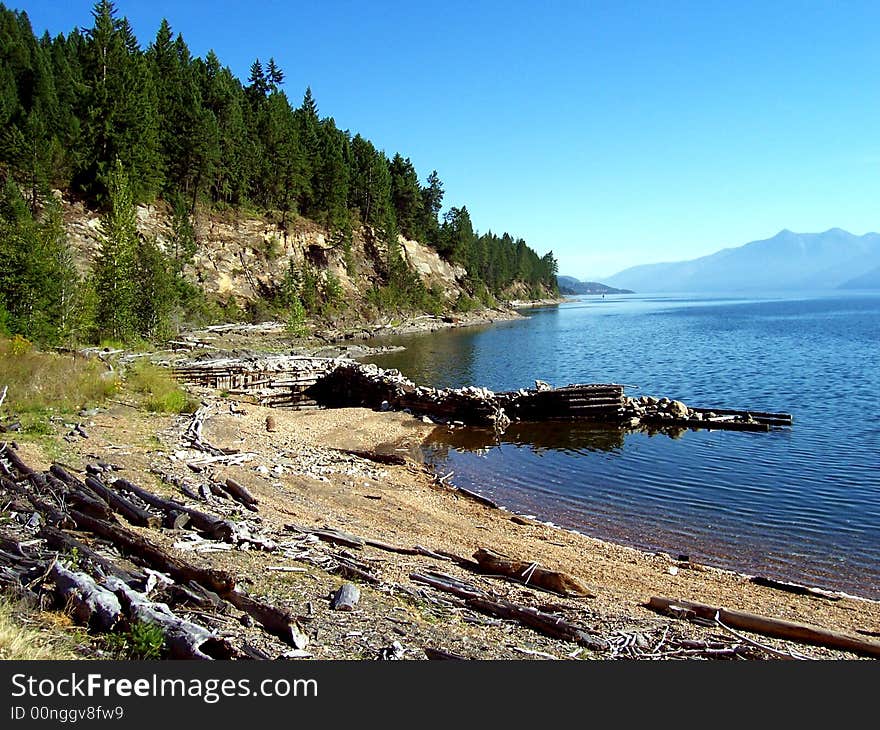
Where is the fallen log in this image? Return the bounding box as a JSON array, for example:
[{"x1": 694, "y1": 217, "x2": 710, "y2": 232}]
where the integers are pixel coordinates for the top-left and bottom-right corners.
[
  {"x1": 68, "y1": 509, "x2": 235, "y2": 594},
  {"x1": 410, "y1": 572, "x2": 484, "y2": 601},
  {"x1": 39, "y1": 525, "x2": 137, "y2": 581},
  {"x1": 1, "y1": 475, "x2": 74, "y2": 528},
  {"x1": 113, "y1": 478, "x2": 235, "y2": 540},
  {"x1": 331, "y1": 583, "x2": 361, "y2": 611},
  {"x1": 104, "y1": 576, "x2": 234, "y2": 660},
  {"x1": 473, "y1": 547, "x2": 595, "y2": 597},
  {"x1": 748, "y1": 576, "x2": 841, "y2": 601},
  {"x1": 49, "y1": 562, "x2": 121, "y2": 632},
  {"x1": 285, "y1": 523, "x2": 364, "y2": 549},
  {"x1": 454, "y1": 486, "x2": 499, "y2": 510},
  {"x1": 0, "y1": 445, "x2": 35, "y2": 477},
  {"x1": 221, "y1": 477, "x2": 259, "y2": 511},
  {"x1": 224, "y1": 589, "x2": 309, "y2": 649},
  {"x1": 466, "y1": 597, "x2": 608, "y2": 652},
  {"x1": 646, "y1": 596, "x2": 880, "y2": 659},
  {"x1": 84, "y1": 476, "x2": 162, "y2": 529}
]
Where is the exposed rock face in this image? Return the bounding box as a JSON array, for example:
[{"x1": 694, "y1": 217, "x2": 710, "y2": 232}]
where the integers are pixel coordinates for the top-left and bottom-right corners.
[
  {"x1": 60, "y1": 195, "x2": 468, "y2": 307},
  {"x1": 399, "y1": 236, "x2": 467, "y2": 291}
]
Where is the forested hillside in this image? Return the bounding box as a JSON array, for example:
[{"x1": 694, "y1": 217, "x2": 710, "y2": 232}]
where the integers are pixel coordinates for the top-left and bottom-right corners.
[{"x1": 0, "y1": 1, "x2": 557, "y2": 346}]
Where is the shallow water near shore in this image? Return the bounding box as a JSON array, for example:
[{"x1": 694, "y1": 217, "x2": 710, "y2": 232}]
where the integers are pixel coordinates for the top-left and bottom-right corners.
[{"x1": 366, "y1": 292, "x2": 880, "y2": 599}]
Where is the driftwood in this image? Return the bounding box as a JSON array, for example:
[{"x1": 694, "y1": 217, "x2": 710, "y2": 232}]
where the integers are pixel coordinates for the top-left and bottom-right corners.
[
  {"x1": 466, "y1": 597, "x2": 608, "y2": 651},
  {"x1": 473, "y1": 547, "x2": 594, "y2": 597},
  {"x1": 286, "y1": 523, "x2": 365, "y2": 549},
  {"x1": 454, "y1": 486, "x2": 499, "y2": 509},
  {"x1": 68, "y1": 509, "x2": 235, "y2": 594},
  {"x1": 49, "y1": 562, "x2": 121, "y2": 631},
  {"x1": 749, "y1": 576, "x2": 841, "y2": 601},
  {"x1": 221, "y1": 478, "x2": 259, "y2": 511},
  {"x1": 410, "y1": 571, "x2": 607, "y2": 651},
  {"x1": 224, "y1": 589, "x2": 309, "y2": 649},
  {"x1": 331, "y1": 583, "x2": 361, "y2": 611},
  {"x1": 84, "y1": 476, "x2": 162, "y2": 529},
  {"x1": 112, "y1": 478, "x2": 235, "y2": 540},
  {"x1": 410, "y1": 572, "x2": 484, "y2": 601},
  {"x1": 104, "y1": 576, "x2": 234, "y2": 660},
  {"x1": 39, "y1": 524, "x2": 136, "y2": 581},
  {"x1": 647, "y1": 596, "x2": 880, "y2": 658}
]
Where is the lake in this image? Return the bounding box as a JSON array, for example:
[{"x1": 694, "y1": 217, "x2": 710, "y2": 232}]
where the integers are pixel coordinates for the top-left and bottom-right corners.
[{"x1": 366, "y1": 292, "x2": 880, "y2": 599}]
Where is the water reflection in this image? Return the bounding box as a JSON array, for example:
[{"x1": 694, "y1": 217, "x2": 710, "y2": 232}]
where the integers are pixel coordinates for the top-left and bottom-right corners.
[{"x1": 425, "y1": 421, "x2": 626, "y2": 457}]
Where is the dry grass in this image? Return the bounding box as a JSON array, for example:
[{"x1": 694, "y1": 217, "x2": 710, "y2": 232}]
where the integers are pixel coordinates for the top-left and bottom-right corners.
[
  {"x1": 0, "y1": 594, "x2": 82, "y2": 660},
  {"x1": 0, "y1": 336, "x2": 117, "y2": 415}
]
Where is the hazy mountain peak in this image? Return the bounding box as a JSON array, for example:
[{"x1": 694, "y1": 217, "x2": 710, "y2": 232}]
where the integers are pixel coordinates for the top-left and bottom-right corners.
[{"x1": 605, "y1": 228, "x2": 880, "y2": 292}]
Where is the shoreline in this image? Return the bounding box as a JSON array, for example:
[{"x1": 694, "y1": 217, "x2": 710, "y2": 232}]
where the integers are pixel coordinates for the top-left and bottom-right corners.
[{"x1": 9, "y1": 393, "x2": 878, "y2": 659}]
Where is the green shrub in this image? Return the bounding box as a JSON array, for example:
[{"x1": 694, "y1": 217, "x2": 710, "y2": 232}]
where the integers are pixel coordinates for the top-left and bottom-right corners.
[
  {"x1": 125, "y1": 360, "x2": 199, "y2": 414},
  {"x1": 105, "y1": 621, "x2": 165, "y2": 660}
]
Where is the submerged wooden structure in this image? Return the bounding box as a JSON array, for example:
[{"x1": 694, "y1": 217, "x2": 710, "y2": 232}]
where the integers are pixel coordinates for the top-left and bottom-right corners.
[{"x1": 174, "y1": 356, "x2": 792, "y2": 434}]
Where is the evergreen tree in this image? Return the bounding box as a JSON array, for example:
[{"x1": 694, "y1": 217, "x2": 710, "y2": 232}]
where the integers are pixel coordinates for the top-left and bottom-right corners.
[
  {"x1": 389, "y1": 153, "x2": 423, "y2": 241},
  {"x1": 93, "y1": 158, "x2": 139, "y2": 341},
  {"x1": 76, "y1": 0, "x2": 161, "y2": 201},
  {"x1": 0, "y1": 181, "x2": 80, "y2": 344}
]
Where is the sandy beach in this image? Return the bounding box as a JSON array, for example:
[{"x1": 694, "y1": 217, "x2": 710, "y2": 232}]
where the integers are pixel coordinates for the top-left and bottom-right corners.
[{"x1": 14, "y1": 387, "x2": 879, "y2": 660}]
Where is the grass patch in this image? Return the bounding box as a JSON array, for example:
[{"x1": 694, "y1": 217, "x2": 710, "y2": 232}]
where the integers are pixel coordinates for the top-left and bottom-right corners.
[
  {"x1": 0, "y1": 593, "x2": 83, "y2": 660},
  {"x1": 0, "y1": 336, "x2": 117, "y2": 415},
  {"x1": 125, "y1": 360, "x2": 199, "y2": 414}
]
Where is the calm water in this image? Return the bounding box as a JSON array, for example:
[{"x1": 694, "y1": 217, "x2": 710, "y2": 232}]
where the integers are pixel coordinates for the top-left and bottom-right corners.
[{"x1": 367, "y1": 293, "x2": 880, "y2": 599}]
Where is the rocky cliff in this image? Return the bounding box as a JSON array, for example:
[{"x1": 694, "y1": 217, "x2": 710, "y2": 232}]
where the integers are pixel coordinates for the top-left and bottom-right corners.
[{"x1": 60, "y1": 194, "x2": 469, "y2": 310}]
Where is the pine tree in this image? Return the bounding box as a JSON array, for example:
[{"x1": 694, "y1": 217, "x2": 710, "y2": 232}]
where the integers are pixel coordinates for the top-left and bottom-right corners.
[
  {"x1": 93, "y1": 158, "x2": 139, "y2": 341},
  {"x1": 389, "y1": 153, "x2": 423, "y2": 241},
  {"x1": 0, "y1": 181, "x2": 80, "y2": 344},
  {"x1": 266, "y1": 57, "x2": 284, "y2": 91},
  {"x1": 77, "y1": 0, "x2": 162, "y2": 201}
]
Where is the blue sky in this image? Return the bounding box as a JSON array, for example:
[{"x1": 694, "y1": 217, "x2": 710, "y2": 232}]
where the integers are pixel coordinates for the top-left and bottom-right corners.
[{"x1": 17, "y1": 0, "x2": 880, "y2": 278}]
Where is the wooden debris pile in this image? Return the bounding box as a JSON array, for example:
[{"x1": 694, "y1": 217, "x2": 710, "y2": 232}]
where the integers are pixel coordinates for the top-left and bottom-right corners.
[
  {"x1": 0, "y1": 442, "x2": 308, "y2": 659},
  {"x1": 173, "y1": 354, "x2": 340, "y2": 409}
]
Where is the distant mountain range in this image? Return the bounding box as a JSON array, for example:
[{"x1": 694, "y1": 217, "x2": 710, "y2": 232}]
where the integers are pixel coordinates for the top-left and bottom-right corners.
[
  {"x1": 604, "y1": 228, "x2": 880, "y2": 292},
  {"x1": 557, "y1": 276, "x2": 634, "y2": 295}
]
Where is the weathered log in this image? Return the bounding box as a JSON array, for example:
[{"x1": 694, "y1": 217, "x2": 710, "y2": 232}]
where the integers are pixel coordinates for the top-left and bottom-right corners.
[
  {"x1": 49, "y1": 562, "x2": 121, "y2": 631},
  {"x1": 646, "y1": 596, "x2": 880, "y2": 659},
  {"x1": 331, "y1": 583, "x2": 361, "y2": 611},
  {"x1": 104, "y1": 576, "x2": 234, "y2": 660},
  {"x1": 466, "y1": 597, "x2": 608, "y2": 651},
  {"x1": 39, "y1": 525, "x2": 136, "y2": 581},
  {"x1": 0, "y1": 445, "x2": 34, "y2": 477},
  {"x1": 473, "y1": 547, "x2": 594, "y2": 597},
  {"x1": 68, "y1": 509, "x2": 235, "y2": 594},
  {"x1": 1, "y1": 475, "x2": 74, "y2": 528},
  {"x1": 224, "y1": 589, "x2": 309, "y2": 649},
  {"x1": 285, "y1": 523, "x2": 365, "y2": 549},
  {"x1": 335, "y1": 557, "x2": 380, "y2": 584},
  {"x1": 410, "y1": 572, "x2": 484, "y2": 601},
  {"x1": 454, "y1": 486, "x2": 499, "y2": 509},
  {"x1": 84, "y1": 476, "x2": 162, "y2": 529},
  {"x1": 748, "y1": 576, "x2": 841, "y2": 601},
  {"x1": 47, "y1": 476, "x2": 114, "y2": 521},
  {"x1": 222, "y1": 478, "x2": 259, "y2": 510},
  {"x1": 113, "y1": 478, "x2": 235, "y2": 540}
]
